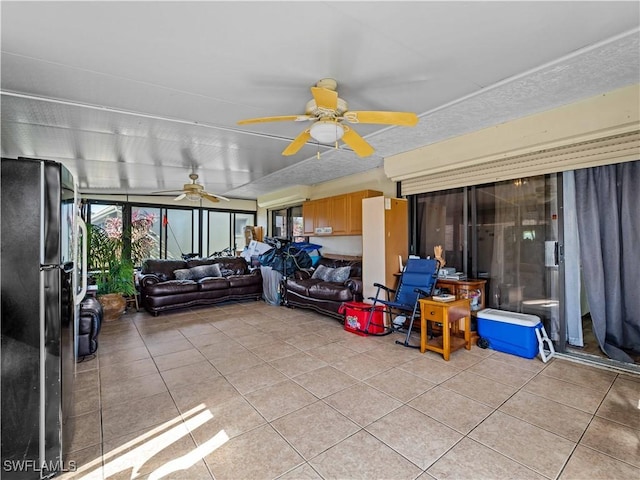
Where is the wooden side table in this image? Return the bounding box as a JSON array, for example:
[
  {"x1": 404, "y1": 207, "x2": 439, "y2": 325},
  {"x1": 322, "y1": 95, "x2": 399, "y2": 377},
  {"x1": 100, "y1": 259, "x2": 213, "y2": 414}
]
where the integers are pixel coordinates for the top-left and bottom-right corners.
[
  {"x1": 435, "y1": 278, "x2": 487, "y2": 340},
  {"x1": 419, "y1": 297, "x2": 472, "y2": 361}
]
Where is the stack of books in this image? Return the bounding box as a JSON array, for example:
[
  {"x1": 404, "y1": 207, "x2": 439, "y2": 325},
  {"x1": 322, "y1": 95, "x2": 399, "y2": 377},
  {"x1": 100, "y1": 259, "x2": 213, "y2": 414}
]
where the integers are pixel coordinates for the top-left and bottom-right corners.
[
  {"x1": 438, "y1": 268, "x2": 467, "y2": 281},
  {"x1": 444, "y1": 272, "x2": 467, "y2": 280},
  {"x1": 432, "y1": 294, "x2": 457, "y2": 302}
]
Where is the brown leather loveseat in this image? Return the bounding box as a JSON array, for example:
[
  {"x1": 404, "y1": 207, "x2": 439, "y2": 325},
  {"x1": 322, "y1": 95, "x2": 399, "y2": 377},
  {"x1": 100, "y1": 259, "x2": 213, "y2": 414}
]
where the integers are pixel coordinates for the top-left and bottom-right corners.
[
  {"x1": 282, "y1": 257, "x2": 363, "y2": 320},
  {"x1": 139, "y1": 257, "x2": 262, "y2": 315}
]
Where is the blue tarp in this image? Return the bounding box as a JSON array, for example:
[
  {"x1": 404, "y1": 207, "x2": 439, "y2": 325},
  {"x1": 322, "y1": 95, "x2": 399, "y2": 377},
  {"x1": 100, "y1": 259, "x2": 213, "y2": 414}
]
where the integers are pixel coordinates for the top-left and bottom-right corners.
[
  {"x1": 259, "y1": 244, "x2": 312, "y2": 276},
  {"x1": 289, "y1": 242, "x2": 323, "y2": 252}
]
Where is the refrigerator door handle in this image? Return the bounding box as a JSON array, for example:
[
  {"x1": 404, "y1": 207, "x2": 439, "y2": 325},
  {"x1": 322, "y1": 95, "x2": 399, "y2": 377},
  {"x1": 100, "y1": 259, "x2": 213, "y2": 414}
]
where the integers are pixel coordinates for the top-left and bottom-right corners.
[{"x1": 75, "y1": 217, "x2": 88, "y2": 306}]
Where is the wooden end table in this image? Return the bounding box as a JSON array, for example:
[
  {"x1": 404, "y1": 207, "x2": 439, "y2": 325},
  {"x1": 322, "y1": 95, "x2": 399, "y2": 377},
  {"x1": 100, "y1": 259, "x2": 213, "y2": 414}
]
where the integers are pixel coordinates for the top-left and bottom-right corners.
[{"x1": 419, "y1": 297, "x2": 472, "y2": 361}]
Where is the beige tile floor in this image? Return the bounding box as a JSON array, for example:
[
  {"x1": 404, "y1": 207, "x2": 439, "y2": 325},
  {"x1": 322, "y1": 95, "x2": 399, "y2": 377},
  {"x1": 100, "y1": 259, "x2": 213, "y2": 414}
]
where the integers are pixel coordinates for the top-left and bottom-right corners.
[{"x1": 63, "y1": 301, "x2": 640, "y2": 480}]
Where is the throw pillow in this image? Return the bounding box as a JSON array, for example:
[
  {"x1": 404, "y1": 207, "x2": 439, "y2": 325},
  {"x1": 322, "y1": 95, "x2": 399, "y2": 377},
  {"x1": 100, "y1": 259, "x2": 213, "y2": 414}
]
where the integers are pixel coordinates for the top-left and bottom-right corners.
[
  {"x1": 327, "y1": 266, "x2": 351, "y2": 283},
  {"x1": 173, "y1": 268, "x2": 193, "y2": 281},
  {"x1": 190, "y1": 263, "x2": 222, "y2": 280},
  {"x1": 311, "y1": 264, "x2": 331, "y2": 281}
]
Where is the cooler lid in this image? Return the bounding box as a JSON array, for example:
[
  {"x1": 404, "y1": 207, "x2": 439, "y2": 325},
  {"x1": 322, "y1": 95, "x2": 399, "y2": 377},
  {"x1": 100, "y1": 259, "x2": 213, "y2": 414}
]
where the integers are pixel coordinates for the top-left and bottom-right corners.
[{"x1": 477, "y1": 308, "x2": 541, "y2": 327}]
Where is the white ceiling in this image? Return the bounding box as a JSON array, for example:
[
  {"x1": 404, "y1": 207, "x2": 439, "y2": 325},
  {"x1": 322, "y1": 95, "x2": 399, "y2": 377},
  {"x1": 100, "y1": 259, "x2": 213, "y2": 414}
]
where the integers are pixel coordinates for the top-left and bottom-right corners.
[{"x1": 2, "y1": 1, "x2": 639, "y2": 201}]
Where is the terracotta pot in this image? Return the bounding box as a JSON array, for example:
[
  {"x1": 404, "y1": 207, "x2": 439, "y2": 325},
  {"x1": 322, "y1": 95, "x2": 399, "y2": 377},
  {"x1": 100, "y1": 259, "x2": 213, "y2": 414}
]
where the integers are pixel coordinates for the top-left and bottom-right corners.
[{"x1": 98, "y1": 293, "x2": 127, "y2": 322}]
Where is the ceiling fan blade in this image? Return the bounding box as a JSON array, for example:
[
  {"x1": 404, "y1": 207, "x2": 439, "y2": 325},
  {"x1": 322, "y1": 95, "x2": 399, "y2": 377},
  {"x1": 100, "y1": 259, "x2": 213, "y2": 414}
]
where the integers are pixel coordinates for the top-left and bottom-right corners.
[
  {"x1": 311, "y1": 87, "x2": 338, "y2": 111},
  {"x1": 203, "y1": 191, "x2": 230, "y2": 202},
  {"x1": 174, "y1": 193, "x2": 187, "y2": 201},
  {"x1": 201, "y1": 193, "x2": 220, "y2": 203},
  {"x1": 237, "y1": 115, "x2": 311, "y2": 125},
  {"x1": 282, "y1": 129, "x2": 312, "y2": 156},
  {"x1": 150, "y1": 189, "x2": 184, "y2": 194},
  {"x1": 344, "y1": 111, "x2": 418, "y2": 126},
  {"x1": 341, "y1": 127, "x2": 375, "y2": 157}
]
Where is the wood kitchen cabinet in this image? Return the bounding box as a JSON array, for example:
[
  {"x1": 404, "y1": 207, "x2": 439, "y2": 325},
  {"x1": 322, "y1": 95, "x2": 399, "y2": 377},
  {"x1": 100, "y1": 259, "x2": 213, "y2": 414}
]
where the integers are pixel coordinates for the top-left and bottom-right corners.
[
  {"x1": 302, "y1": 190, "x2": 382, "y2": 236},
  {"x1": 330, "y1": 195, "x2": 348, "y2": 234},
  {"x1": 302, "y1": 197, "x2": 331, "y2": 234},
  {"x1": 347, "y1": 190, "x2": 370, "y2": 235},
  {"x1": 315, "y1": 197, "x2": 331, "y2": 229}
]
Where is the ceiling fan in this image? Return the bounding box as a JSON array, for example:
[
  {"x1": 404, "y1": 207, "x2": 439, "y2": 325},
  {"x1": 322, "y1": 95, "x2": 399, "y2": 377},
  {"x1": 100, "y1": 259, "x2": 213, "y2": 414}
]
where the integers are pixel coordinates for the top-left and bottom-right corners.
[
  {"x1": 151, "y1": 173, "x2": 230, "y2": 203},
  {"x1": 237, "y1": 78, "x2": 419, "y2": 157}
]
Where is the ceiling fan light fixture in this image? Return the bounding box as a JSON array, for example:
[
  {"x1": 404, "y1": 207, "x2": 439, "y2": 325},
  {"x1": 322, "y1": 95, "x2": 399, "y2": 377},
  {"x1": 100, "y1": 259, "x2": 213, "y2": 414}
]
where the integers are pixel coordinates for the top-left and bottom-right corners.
[
  {"x1": 185, "y1": 192, "x2": 201, "y2": 201},
  {"x1": 310, "y1": 120, "x2": 344, "y2": 144}
]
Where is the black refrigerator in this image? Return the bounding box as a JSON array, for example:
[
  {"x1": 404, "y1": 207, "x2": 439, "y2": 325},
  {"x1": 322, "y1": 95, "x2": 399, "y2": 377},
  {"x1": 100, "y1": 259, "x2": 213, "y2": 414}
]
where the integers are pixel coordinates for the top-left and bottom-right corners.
[{"x1": 1, "y1": 158, "x2": 78, "y2": 479}]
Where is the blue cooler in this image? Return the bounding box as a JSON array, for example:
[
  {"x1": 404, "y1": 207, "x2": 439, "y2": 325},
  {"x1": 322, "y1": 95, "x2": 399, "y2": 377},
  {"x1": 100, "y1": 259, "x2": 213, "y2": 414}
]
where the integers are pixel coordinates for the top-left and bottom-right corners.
[{"x1": 477, "y1": 309, "x2": 542, "y2": 359}]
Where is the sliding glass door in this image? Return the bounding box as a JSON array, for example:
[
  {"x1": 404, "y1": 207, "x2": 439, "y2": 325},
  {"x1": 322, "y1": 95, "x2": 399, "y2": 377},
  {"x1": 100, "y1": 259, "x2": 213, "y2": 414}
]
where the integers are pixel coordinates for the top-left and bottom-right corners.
[
  {"x1": 475, "y1": 175, "x2": 561, "y2": 341},
  {"x1": 411, "y1": 174, "x2": 562, "y2": 342}
]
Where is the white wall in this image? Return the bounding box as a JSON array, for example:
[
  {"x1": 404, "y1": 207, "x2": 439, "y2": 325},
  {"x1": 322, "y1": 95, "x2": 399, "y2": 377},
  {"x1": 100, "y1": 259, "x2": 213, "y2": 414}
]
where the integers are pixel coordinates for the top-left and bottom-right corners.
[
  {"x1": 386, "y1": 84, "x2": 640, "y2": 186},
  {"x1": 307, "y1": 167, "x2": 396, "y2": 199}
]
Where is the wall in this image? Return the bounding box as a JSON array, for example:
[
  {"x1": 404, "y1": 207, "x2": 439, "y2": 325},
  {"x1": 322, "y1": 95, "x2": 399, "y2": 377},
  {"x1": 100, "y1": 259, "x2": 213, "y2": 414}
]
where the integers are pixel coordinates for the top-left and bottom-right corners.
[
  {"x1": 386, "y1": 84, "x2": 640, "y2": 192},
  {"x1": 306, "y1": 167, "x2": 396, "y2": 199}
]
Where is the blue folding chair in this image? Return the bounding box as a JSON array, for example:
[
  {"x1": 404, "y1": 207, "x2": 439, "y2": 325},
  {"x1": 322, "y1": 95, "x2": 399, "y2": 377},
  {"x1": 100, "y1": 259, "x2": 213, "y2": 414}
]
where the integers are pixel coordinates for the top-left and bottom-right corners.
[{"x1": 363, "y1": 258, "x2": 440, "y2": 348}]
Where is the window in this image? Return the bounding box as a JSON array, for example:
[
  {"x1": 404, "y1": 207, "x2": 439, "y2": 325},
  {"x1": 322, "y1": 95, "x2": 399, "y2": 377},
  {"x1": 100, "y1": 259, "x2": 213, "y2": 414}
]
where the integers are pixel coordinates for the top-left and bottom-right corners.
[
  {"x1": 271, "y1": 205, "x2": 304, "y2": 241},
  {"x1": 163, "y1": 208, "x2": 194, "y2": 259},
  {"x1": 291, "y1": 205, "x2": 304, "y2": 242},
  {"x1": 207, "y1": 211, "x2": 231, "y2": 256},
  {"x1": 414, "y1": 188, "x2": 465, "y2": 271},
  {"x1": 272, "y1": 208, "x2": 288, "y2": 238},
  {"x1": 85, "y1": 200, "x2": 255, "y2": 263},
  {"x1": 131, "y1": 206, "x2": 160, "y2": 264},
  {"x1": 87, "y1": 203, "x2": 123, "y2": 270},
  {"x1": 235, "y1": 213, "x2": 254, "y2": 251}
]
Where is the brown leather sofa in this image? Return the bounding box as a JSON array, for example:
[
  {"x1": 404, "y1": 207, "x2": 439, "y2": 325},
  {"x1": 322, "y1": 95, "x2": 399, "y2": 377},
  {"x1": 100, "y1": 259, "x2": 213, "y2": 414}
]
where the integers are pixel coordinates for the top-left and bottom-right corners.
[
  {"x1": 139, "y1": 257, "x2": 262, "y2": 315},
  {"x1": 282, "y1": 257, "x2": 363, "y2": 320}
]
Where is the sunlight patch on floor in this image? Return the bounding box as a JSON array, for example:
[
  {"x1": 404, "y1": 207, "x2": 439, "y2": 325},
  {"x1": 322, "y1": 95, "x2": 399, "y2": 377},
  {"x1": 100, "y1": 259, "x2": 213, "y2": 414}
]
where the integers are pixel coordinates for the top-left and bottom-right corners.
[{"x1": 72, "y1": 404, "x2": 228, "y2": 479}]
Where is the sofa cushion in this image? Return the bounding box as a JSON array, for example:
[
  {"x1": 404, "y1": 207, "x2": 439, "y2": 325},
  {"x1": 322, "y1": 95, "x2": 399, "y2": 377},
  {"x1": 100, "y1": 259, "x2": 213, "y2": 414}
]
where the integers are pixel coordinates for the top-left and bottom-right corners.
[
  {"x1": 190, "y1": 263, "x2": 222, "y2": 280},
  {"x1": 285, "y1": 278, "x2": 319, "y2": 297},
  {"x1": 174, "y1": 263, "x2": 223, "y2": 281},
  {"x1": 308, "y1": 282, "x2": 356, "y2": 302},
  {"x1": 174, "y1": 268, "x2": 194, "y2": 280},
  {"x1": 227, "y1": 274, "x2": 261, "y2": 289},
  {"x1": 198, "y1": 277, "x2": 230, "y2": 291},
  {"x1": 311, "y1": 265, "x2": 351, "y2": 283},
  {"x1": 311, "y1": 264, "x2": 331, "y2": 281},
  {"x1": 218, "y1": 258, "x2": 250, "y2": 276},
  {"x1": 141, "y1": 259, "x2": 188, "y2": 280},
  {"x1": 186, "y1": 258, "x2": 217, "y2": 268},
  {"x1": 316, "y1": 257, "x2": 362, "y2": 278},
  {"x1": 327, "y1": 266, "x2": 351, "y2": 283},
  {"x1": 144, "y1": 280, "x2": 198, "y2": 295},
  {"x1": 185, "y1": 257, "x2": 249, "y2": 276}
]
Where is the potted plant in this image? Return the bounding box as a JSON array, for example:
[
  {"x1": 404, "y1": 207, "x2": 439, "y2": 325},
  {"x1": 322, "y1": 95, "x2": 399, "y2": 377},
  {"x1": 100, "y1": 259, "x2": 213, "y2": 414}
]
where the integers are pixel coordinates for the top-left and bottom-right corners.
[{"x1": 88, "y1": 223, "x2": 136, "y2": 321}]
